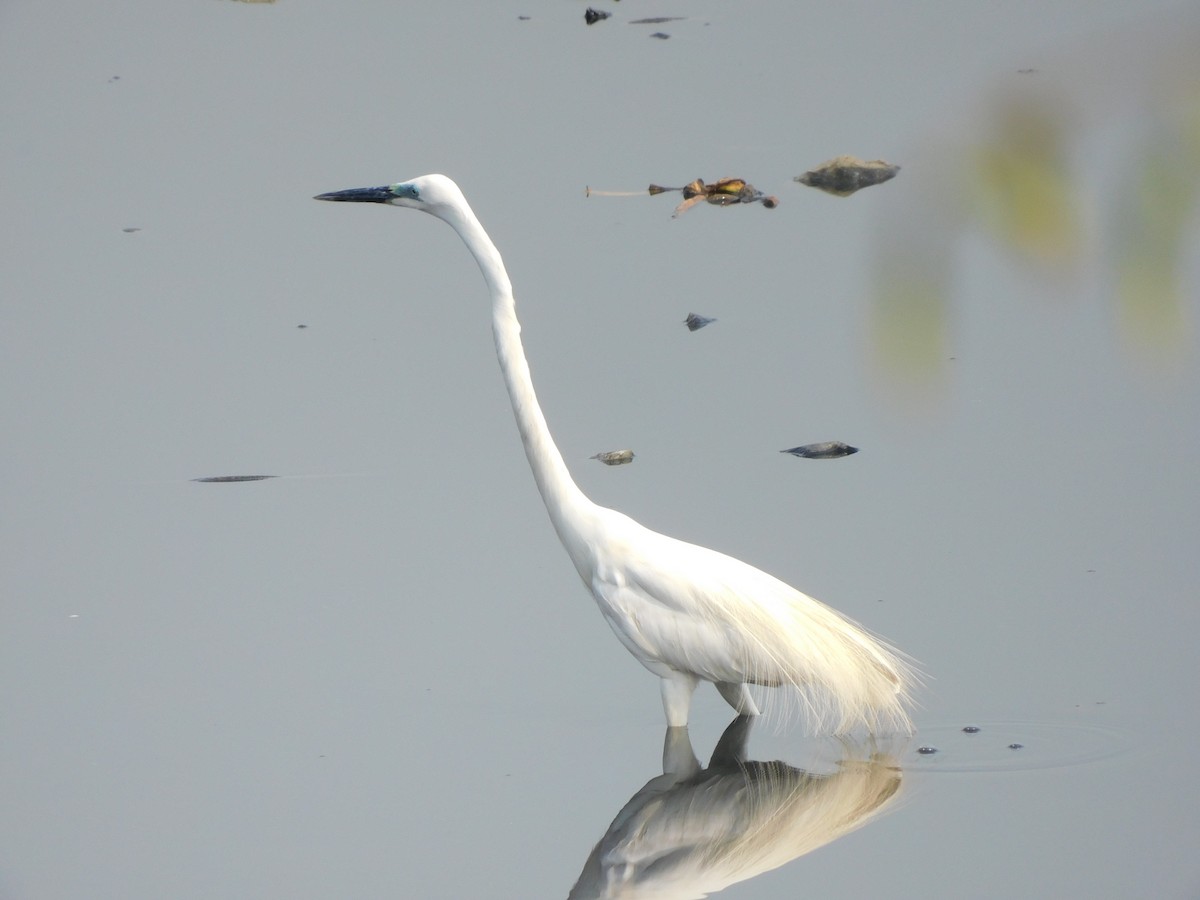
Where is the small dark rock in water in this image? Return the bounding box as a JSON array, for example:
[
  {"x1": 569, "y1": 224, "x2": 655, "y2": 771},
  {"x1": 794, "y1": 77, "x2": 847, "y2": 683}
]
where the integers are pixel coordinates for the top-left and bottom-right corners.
[
  {"x1": 1008, "y1": 743, "x2": 1024, "y2": 750},
  {"x1": 649, "y1": 32, "x2": 670, "y2": 39},
  {"x1": 193, "y1": 475, "x2": 278, "y2": 483},
  {"x1": 794, "y1": 156, "x2": 900, "y2": 197},
  {"x1": 685, "y1": 313, "x2": 716, "y2": 331},
  {"x1": 781, "y1": 441, "x2": 858, "y2": 459},
  {"x1": 916, "y1": 746, "x2": 939, "y2": 755},
  {"x1": 962, "y1": 725, "x2": 982, "y2": 734},
  {"x1": 584, "y1": 8, "x2": 609, "y2": 24},
  {"x1": 591, "y1": 449, "x2": 635, "y2": 466}
]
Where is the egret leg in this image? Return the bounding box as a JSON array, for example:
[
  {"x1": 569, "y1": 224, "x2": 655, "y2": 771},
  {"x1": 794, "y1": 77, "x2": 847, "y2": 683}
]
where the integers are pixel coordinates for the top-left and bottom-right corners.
[
  {"x1": 715, "y1": 682, "x2": 761, "y2": 717},
  {"x1": 660, "y1": 673, "x2": 699, "y2": 727}
]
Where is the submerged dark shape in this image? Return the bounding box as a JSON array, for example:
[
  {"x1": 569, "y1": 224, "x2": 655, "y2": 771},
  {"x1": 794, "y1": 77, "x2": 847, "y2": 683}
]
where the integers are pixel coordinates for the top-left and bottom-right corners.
[
  {"x1": 781, "y1": 442, "x2": 859, "y2": 459},
  {"x1": 685, "y1": 312, "x2": 717, "y2": 331},
  {"x1": 794, "y1": 156, "x2": 900, "y2": 196},
  {"x1": 649, "y1": 178, "x2": 779, "y2": 217},
  {"x1": 192, "y1": 475, "x2": 278, "y2": 483},
  {"x1": 584, "y1": 7, "x2": 609, "y2": 24},
  {"x1": 590, "y1": 449, "x2": 635, "y2": 466}
]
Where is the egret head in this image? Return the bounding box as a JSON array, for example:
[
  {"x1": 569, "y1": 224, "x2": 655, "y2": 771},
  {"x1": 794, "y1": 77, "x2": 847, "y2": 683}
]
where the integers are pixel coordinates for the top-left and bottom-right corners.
[{"x1": 314, "y1": 173, "x2": 464, "y2": 220}]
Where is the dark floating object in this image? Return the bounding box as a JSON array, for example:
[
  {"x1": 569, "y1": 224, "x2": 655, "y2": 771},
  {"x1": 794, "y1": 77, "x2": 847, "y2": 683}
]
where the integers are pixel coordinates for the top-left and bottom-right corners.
[
  {"x1": 916, "y1": 746, "x2": 939, "y2": 755},
  {"x1": 297, "y1": 324, "x2": 308, "y2": 329},
  {"x1": 684, "y1": 313, "x2": 716, "y2": 331},
  {"x1": 193, "y1": 475, "x2": 278, "y2": 483},
  {"x1": 649, "y1": 32, "x2": 670, "y2": 39},
  {"x1": 518, "y1": 15, "x2": 531, "y2": 20},
  {"x1": 1008, "y1": 743, "x2": 1024, "y2": 750},
  {"x1": 584, "y1": 8, "x2": 609, "y2": 24},
  {"x1": 962, "y1": 725, "x2": 982, "y2": 734},
  {"x1": 794, "y1": 156, "x2": 900, "y2": 197},
  {"x1": 590, "y1": 449, "x2": 635, "y2": 466},
  {"x1": 780, "y1": 441, "x2": 858, "y2": 459},
  {"x1": 122, "y1": 227, "x2": 141, "y2": 233},
  {"x1": 630, "y1": 17, "x2": 684, "y2": 23},
  {"x1": 648, "y1": 178, "x2": 779, "y2": 217}
]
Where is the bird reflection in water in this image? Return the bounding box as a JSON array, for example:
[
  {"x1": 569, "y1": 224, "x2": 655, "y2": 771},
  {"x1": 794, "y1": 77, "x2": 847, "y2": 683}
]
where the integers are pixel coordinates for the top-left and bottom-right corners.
[{"x1": 569, "y1": 716, "x2": 905, "y2": 899}]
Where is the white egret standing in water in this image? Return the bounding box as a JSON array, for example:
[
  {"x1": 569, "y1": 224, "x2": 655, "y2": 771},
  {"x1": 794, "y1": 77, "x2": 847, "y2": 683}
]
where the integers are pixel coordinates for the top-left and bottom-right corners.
[{"x1": 315, "y1": 174, "x2": 915, "y2": 731}]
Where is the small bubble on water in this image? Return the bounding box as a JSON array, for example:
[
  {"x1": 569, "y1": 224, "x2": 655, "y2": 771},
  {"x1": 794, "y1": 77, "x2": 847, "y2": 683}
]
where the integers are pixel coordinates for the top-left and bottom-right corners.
[
  {"x1": 962, "y1": 725, "x2": 981, "y2": 733},
  {"x1": 916, "y1": 746, "x2": 939, "y2": 755}
]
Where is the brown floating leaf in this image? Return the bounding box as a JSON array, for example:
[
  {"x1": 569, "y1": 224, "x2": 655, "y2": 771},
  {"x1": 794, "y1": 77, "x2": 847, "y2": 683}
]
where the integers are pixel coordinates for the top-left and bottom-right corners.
[
  {"x1": 794, "y1": 156, "x2": 900, "y2": 196},
  {"x1": 780, "y1": 442, "x2": 859, "y2": 459},
  {"x1": 649, "y1": 178, "x2": 779, "y2": 217}
]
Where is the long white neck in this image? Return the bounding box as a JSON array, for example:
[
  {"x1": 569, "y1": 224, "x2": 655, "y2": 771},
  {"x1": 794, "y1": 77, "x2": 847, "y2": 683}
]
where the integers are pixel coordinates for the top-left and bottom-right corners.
[{"x1": 442, "y1": 202, "x2": 594, "y2": 540}]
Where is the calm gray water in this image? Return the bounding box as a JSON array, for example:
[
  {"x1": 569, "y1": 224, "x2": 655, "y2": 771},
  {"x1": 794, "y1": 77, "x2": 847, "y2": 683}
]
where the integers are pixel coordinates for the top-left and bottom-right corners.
[{"x1": 2, "y1": 1, "x2": 1198, "y2": 898}]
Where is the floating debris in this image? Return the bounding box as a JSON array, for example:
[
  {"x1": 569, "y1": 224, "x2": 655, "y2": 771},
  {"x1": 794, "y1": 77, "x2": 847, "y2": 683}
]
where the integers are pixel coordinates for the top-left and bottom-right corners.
[
  {"x1": 649, "y1": 32, "x2": 670, "y2": 39},
  {"x1": 192, "y1": 475, "x2": 278, "y2": 483},
  {"x1": 780, "y1": 441, "x2": 858, "y2": 459},
  {"x1": 794, "y1": 156, "x2": 900, "y2": 197},
  {"x1": 648, "y1": 178, "x2": 779, "y2": 217},
  {"x1": 916, "y1": 746, "x2": 939, "y2": 755},
  {"x1": 1008, "y1": 743, "x2": 1024, "y2": 750},
  {"x1": 297, "y1": 324, "x2": 308, "y2": 329},
  {"x1": 684, "y1": 313, "x2": 716, "y2": 331},
  {"x1": 122, "y1": 227, "x2": 141, "y2": 234},
  {"x1": 962, "y1": 725, "x2": 982, "y2": 734},
  {"x1": 591, "y1": 449, "x2": 635, "y2": 466},
  {"x1": 630, "y1": 17, "x2": 684, "y2": 23},
  {"x1": 584, "y1": 8, "x2": 609, "y2": 24}
]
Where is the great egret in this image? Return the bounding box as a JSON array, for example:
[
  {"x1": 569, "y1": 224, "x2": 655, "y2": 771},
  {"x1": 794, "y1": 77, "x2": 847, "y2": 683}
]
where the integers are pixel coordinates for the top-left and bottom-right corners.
[{"x1": 314, "y1": 174, "x2": 916, "y2": 731}]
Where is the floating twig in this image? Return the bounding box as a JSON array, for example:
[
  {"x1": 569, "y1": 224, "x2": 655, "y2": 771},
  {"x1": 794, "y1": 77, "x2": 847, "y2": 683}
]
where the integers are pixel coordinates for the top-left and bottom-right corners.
[{"x1": 192, "y1": 474, "x2": 279, "y2": 483}]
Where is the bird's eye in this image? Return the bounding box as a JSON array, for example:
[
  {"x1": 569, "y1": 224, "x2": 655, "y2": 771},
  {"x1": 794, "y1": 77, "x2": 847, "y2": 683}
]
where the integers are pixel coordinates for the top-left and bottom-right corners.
[{"x1": 410, "y1": 187, "x2": 420, "y2": 199}]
